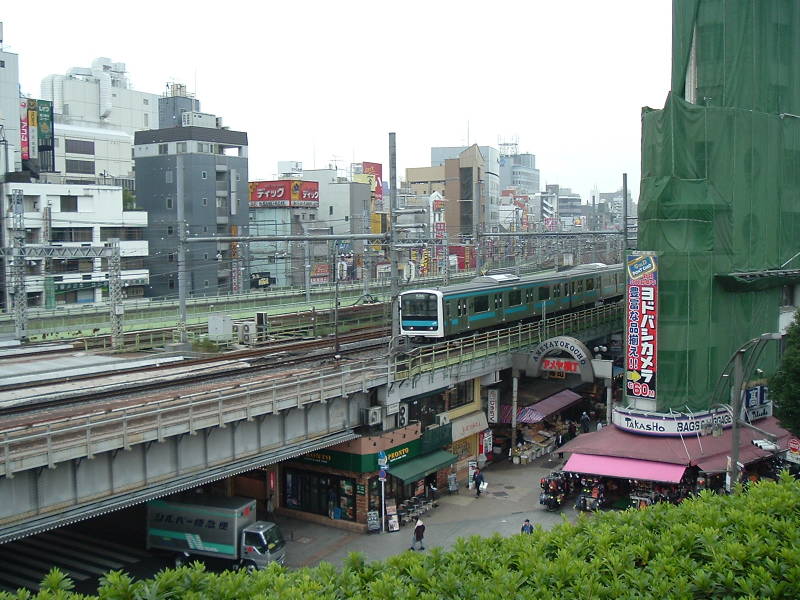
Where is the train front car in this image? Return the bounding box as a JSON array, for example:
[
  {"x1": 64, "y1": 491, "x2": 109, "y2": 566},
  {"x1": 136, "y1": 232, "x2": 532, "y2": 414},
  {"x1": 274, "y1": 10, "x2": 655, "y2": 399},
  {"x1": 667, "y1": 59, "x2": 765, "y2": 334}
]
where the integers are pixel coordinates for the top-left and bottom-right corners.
[{"x1": 399, "y1": 290, "x2": 444, "y2": 338}]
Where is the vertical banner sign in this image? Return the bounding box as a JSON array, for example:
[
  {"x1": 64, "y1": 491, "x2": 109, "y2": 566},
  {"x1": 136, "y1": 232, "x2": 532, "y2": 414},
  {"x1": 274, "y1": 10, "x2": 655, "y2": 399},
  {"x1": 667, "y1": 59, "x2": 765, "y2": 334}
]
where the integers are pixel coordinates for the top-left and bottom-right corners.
[
  {"x1": 27, "y1": 99, "x2": 39, "y2": 160},
  {"x1": 625, "y1": 253, "x2": 659, "y2": 403},
  {"x1": 487, "y1": 389, "x2": 498, "y2": 423},
  {"x1": 19, "y1": 100, "x2": 30, "y2": 161}
]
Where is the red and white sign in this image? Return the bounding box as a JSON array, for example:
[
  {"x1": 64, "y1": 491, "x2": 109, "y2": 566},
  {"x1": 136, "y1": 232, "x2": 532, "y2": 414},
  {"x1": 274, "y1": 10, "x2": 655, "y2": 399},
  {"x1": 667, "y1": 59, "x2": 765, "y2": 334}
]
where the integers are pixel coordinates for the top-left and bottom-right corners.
[
  {"x1": 544, "y1": 217, "x2": 558, "y2": 231},
  {"x1": 249, "y1": 180, "x2": 319, "y2": 208},
  {"x1": 434, "y1": 221, "x2": 447, "y2": 239},
  {"x1": 785, "y1": 438, "x2": 799, "y2": 464},
  {"x1": 19, "y1": 100, "x2": 30, "y2": 161},
  {"x1": 541, "y1": 358, "x2": 580, "y2": 373},
  {"x1": 625, "y1": 253, "x2": 659, "y2": 402}
]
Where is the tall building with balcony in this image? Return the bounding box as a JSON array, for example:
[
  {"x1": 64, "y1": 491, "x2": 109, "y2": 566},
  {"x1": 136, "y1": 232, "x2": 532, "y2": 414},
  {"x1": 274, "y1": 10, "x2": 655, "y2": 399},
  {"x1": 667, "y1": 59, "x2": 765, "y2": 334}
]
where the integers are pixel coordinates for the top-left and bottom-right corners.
[
  {"x1": 498, "y1": 143, "x2": 540, "y2": 195},
  {"x1": 133, "y1": 101, "x2": 248, "y2": 298},
  {"x1": 1, "y1": 183, "x2": 149, "y2": 308}
]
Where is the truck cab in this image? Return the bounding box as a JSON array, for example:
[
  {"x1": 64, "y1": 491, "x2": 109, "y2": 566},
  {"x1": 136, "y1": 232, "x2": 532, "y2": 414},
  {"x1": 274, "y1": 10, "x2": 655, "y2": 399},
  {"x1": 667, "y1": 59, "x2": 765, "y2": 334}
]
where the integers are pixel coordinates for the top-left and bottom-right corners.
[{"x1": 241, "y1": 521, "x2": 285, "y2": 568}]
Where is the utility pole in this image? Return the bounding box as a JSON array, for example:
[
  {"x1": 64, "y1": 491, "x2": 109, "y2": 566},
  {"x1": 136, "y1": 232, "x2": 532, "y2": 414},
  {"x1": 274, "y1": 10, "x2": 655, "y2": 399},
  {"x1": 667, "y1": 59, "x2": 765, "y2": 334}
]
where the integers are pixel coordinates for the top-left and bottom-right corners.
[
  {"x1": 176, "y1": 155, "x2": 188, "y2": 345},
  {"x1": 304, "y1": 235, "x2": 311, "y2": 303},
  {"x1": 389, "y1": 132, "x2": 399, "y2": 339},
  {"x1": 11, "y1": 188, "x2": 26, "y2": 340},
  {"x1": 727, "y1": 349, "x2": 744, "y2": 492},
  {"x1": 622, "y1": 173, "x2": 629, "y2": 251},
  {"x1": 108, "y1": 238, "x2": 124, "y2": 350}
]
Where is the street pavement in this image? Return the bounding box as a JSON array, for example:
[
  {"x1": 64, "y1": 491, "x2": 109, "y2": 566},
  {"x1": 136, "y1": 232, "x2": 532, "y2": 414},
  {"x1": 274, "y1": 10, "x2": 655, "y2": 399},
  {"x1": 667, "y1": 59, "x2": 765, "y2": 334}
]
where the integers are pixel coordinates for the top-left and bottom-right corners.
[{"x1": 279, "y1": 453, "x2": 575, "y2": 569}]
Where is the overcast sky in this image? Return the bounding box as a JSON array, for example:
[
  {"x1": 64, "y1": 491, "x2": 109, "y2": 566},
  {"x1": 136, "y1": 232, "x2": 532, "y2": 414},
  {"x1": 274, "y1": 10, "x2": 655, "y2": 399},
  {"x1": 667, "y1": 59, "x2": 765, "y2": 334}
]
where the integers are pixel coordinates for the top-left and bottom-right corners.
[{"x1": 3, "y1": 0, "x2": 672, "y2": 202}]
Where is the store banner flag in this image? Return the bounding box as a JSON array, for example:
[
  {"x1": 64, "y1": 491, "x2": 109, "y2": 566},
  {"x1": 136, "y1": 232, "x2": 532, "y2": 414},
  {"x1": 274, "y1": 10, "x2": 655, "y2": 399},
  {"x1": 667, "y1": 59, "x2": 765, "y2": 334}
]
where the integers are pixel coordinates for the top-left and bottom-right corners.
[{"x1": 625, "y1": 252, "x2": 658, "y2": 404}]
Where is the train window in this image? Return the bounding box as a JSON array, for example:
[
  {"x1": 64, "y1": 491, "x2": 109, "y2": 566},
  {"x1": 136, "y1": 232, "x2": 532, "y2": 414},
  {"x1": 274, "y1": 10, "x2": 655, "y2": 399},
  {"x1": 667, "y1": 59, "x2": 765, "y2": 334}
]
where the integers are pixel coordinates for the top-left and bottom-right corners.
[
  {"x1": 401, "y1": 293, "x2": 437, "y2": 316},
  {"x1": 586, "y1": 278, "x2": 594, "y2": 291},
  {"x1": 596, "y1": 277, "x2": 601, "y2": 289},
  {"x1": 538, "y1": 286, "x2": 550, "y2": 301},
  {"x1": 509, "y1": 290, "x2": 522, "y2": 306},
  {"x1": 553, "y1": 284, "x2": 561, "y2": 298},
  {"x1": 474, "y1": 295, "x2": 489, "y2": 312},
  {"x1": 577, "y1": 280, "x2": 583, "y2": 293}
]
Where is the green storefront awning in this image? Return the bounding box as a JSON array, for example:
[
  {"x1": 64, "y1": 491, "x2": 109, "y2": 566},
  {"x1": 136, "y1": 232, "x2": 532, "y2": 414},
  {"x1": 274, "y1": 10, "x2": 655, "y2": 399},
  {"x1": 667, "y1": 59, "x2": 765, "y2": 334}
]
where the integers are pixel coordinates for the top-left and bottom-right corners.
[{"x1": 389, "y1": 450, "x2": 457, "y2": 485}]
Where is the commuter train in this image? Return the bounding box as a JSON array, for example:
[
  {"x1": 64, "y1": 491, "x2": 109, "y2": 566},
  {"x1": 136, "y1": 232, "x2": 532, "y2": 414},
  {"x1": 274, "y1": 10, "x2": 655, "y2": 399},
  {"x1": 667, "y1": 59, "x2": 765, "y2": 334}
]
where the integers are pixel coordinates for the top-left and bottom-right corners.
[{"x1": 399, "y1": 263, "x2": 625, "y2": 339}]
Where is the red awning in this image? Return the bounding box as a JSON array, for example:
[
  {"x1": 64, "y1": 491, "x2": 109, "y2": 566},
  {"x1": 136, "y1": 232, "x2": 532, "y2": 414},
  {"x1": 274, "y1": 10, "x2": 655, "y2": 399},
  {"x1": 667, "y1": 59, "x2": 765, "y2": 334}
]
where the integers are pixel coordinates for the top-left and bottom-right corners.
[
  {"x1": 497, "y1": 389, "x2": 582, "y2": 424},
  {"x1": 558, "y1": 416, "x2": 792, "y2": 472},
  {"x1": 563, "y1": 453, "x2": 686, "y2": 483}
]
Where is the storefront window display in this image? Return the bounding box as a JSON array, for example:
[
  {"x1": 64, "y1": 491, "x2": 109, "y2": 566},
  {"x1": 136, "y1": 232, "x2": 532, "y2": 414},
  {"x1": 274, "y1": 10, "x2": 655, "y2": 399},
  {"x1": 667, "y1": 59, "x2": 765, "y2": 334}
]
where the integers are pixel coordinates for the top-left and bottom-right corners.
[{"x1": 284, "y1": 468, "x2": 356, "y2": 521}]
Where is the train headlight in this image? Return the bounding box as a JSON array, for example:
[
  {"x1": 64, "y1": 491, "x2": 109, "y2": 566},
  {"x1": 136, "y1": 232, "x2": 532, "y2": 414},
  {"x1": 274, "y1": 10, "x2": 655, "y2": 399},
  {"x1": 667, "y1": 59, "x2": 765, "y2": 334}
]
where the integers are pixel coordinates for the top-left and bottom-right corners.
[{"x1": 429, "y1": 326, "x2": 435, "y2": 330}]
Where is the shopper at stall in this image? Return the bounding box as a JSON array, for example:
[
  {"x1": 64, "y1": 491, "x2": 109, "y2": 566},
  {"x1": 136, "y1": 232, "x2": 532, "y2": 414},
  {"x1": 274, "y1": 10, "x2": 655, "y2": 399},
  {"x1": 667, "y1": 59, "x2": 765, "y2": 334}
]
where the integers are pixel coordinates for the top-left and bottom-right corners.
[
  {"x1": 580, "y1": 412, "x2": 591, "y2": 433},
  {"x1": 410, "y1": 517, "x2": 426, "y2": 551},
  {"x1": 520, "y1": 519, "x2": 534, "y2": 534},
  {"x1": 473, "y1": 468, "x2": 485, "y2": 498}
]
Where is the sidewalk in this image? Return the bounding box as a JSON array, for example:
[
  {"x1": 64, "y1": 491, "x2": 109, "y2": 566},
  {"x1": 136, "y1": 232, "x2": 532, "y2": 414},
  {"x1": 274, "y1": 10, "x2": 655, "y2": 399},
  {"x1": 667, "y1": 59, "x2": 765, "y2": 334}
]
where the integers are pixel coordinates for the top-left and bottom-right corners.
[{"x1": 277, "y1": 453, "x2": 573, "y2": 569}]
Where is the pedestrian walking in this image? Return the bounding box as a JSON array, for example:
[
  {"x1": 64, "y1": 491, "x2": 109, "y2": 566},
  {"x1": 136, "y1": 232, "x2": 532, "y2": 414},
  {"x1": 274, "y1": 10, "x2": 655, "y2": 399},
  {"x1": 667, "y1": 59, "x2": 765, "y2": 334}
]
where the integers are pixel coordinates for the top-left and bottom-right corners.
[
  {"x1": 473, "y1": 468, "x2": 485, "y2": 498},
  {"x1": 580, "y1": 411, "x2": 591, "y2": 434},
  {"x1": 568, "y1": 420, "x2": 577, "y2": 440},
  {"x1": 410, "y1": 517, "x2": 425, "y2": 551},
  {"x1": 520, "y1": 519, "x2": 534, "y2": 534}
]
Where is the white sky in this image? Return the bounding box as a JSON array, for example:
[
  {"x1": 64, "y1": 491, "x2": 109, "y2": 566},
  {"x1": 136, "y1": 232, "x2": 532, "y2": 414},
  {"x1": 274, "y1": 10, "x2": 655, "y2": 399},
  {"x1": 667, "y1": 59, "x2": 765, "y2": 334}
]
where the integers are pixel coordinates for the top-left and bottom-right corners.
[{"x1": 2, "y1": 0, "x2": 672, "y2": 202}]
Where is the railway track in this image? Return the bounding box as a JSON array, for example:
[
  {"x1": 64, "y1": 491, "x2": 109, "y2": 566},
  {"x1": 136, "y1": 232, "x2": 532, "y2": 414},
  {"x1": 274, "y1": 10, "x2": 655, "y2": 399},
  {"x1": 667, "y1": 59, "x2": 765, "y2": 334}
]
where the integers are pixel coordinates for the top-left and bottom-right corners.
[{"x1": 0, "y1": 327, "x2": 390, "y2": 417}]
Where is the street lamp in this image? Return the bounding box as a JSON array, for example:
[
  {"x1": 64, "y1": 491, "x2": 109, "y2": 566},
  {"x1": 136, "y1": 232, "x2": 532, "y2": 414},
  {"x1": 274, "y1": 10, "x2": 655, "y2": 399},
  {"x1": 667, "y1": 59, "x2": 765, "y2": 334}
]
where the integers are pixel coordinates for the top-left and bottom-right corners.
[{"x1": 713, "y1": 333, "x2": 782, "y2": 492}]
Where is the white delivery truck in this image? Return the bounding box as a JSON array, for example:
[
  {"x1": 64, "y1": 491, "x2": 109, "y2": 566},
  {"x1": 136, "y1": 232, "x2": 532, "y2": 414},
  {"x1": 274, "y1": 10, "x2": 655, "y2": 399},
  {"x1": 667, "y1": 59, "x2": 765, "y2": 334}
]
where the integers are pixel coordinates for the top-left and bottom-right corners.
[{"x1": 146, "y1": 494, "x2": 285, "y2": 569}]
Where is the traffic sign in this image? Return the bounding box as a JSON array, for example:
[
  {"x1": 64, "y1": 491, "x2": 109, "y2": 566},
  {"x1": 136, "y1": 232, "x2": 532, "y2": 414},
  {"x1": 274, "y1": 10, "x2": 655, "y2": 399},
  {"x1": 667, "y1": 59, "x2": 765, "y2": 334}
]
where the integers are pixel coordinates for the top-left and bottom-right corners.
[
  {"x1": 378, "y1": 468, "x2": 387, "y2": 481},
  {"x1": 377, "y1": 450, "x2": 388, "y2": 467}
]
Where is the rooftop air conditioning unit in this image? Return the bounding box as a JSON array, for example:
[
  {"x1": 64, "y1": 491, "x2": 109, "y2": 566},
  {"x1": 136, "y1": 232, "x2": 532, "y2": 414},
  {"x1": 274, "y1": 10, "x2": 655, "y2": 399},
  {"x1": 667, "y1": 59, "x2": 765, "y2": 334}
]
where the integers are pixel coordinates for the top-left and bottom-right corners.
[{"x1": 435, "y1": 414, "x2": 450, "y2": 427}]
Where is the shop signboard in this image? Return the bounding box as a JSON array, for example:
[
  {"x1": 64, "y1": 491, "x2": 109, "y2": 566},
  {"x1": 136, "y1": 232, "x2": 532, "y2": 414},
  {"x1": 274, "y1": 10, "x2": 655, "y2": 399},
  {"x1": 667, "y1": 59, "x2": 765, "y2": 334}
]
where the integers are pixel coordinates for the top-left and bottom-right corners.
[
  {"x1": 610, "y1": 406, "x2": 775, "y2": 437},
  {"x1": 541, "y1": 357, "x2": 580, "y2": 373},
  {"x1": 787, "y1": 438, "x2": 800, "y2": 464},
  {"x1": 451, "y1": 411, "x2": 489, "y2": 442},
  {"x1": 19, "y1": 100, "x2": 29, "y2": 161},
  {"x1": 249, "y1": 180, "x2": 319, "y2": 208},
  {"x1": 467, "y1": 460, "x2": 477, "y2": 490},
  {"x1": 487, "y1": 389, "x2": 498, "y2": 423},
  {"x1": 482, "y1": 429, "x2": 493, "y2": 456},
  {"x1": 362, "y1": 161, "x2": 384, "y2": 212},
  {"x1": 625, "y1": 252, "x2": 659, "y2": 403},
  {"x1": 434, "y1": 221, "x2": 447, "y2": 239}
]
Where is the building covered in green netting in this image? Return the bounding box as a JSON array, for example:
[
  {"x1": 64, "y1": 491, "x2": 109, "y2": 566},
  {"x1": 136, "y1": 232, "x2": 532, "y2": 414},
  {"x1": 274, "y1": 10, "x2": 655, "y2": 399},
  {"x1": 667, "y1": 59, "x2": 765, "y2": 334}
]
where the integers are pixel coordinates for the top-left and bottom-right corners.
[{"x1": 636, "y1": 0, "x2": 800, "y2": 412}]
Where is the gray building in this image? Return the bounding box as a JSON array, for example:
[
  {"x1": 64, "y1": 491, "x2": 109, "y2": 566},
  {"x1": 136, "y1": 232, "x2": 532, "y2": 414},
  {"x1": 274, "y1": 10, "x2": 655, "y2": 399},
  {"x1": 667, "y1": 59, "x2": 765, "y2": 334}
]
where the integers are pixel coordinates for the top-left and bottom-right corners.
[
  {"x1": 158, "y1": 83, "x2": 201, "y2": 129},
  {"x1": 499, "y1": 152, "x2": 539, "y2": 194},
  {"x1": 134, "y1": 122, "x2": 249, "y2": 298},
  {"x1": 0, "y1": 38, "x2": 20, "y2": 175}
]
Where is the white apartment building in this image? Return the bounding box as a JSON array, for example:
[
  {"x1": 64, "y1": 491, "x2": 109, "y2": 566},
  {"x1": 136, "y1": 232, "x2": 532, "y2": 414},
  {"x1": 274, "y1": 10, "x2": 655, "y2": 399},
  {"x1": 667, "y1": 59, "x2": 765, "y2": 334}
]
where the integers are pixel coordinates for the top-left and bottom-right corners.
[
  {"x1": 0, "y1": 37, "x2": 21, "y2": 175},
  {"x1": 40, "y1": 57, "x2": 158, "y2": 182},
  {"x1": 2, "y1": 182, "x2": 149, "y2": 308}
]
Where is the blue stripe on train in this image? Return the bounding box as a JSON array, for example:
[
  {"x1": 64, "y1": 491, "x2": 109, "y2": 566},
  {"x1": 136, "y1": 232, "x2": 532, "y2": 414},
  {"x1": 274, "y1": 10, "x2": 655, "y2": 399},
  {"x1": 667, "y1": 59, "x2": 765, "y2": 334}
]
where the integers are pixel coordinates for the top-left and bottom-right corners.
[{"x1": 468, "y1": 311, "x2": 497, "y2": 322}]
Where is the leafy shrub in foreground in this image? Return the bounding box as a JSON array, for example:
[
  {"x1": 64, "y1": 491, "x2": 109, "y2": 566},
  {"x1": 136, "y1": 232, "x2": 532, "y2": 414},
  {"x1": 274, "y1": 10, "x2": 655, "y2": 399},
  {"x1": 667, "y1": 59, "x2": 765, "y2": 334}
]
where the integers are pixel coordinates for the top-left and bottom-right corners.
[{"x1": 4, "y1": 474, "x2": 800, "y2": 600}]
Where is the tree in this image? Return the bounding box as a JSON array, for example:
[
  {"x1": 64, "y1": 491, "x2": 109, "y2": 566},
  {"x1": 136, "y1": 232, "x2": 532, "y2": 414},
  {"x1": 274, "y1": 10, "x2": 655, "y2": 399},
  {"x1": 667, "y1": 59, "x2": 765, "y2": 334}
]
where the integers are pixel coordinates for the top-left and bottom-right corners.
[{"x1": 771, "y1": 308, "x2": 800, "y2": 435}]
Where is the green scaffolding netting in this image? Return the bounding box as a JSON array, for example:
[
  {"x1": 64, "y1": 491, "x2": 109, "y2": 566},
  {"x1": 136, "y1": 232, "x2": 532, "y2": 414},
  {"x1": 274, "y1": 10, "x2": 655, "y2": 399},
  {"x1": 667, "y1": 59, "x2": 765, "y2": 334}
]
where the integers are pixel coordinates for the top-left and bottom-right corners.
[{"x1": 639, "y1": 0, "x2": 800, "y2": 412}]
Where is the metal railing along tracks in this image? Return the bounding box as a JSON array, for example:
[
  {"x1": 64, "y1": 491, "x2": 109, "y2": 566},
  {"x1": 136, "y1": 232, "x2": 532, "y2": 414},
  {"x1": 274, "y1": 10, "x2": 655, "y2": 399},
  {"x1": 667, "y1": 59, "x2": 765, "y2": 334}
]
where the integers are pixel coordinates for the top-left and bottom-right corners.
[
  {"x1": 0, "y1": 365, "x2": 386, "y2": 478},
  {"x1": 392, "y1": 303, "x2": 624, "y2": 381}
]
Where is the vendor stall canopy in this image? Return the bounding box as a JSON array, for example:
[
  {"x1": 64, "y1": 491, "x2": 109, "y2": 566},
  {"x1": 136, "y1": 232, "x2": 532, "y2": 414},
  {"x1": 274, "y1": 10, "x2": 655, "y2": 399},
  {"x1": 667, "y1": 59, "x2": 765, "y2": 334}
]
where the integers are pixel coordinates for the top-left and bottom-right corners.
[{"x1": 638, "y1": 0, "x2": 800, "y2": 411}]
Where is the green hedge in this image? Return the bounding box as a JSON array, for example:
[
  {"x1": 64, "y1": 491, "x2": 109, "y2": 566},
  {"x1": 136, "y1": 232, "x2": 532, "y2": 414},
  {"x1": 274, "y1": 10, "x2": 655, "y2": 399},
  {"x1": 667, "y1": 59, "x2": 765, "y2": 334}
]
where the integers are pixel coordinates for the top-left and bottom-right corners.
[{"x1": 5, "y1": 474, "x2": 800, "y2": 600}]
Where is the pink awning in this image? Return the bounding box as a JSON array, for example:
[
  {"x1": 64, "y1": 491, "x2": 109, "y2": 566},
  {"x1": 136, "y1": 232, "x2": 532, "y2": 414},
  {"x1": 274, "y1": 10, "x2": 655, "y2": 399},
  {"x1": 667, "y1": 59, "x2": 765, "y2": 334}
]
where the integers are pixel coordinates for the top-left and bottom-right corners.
[
  {"x1": 563, "y1": 453, "x2": 687, "y2": 483},
  {"x1": 496, "y1": 389, "x2": 582, "y2": 424}
]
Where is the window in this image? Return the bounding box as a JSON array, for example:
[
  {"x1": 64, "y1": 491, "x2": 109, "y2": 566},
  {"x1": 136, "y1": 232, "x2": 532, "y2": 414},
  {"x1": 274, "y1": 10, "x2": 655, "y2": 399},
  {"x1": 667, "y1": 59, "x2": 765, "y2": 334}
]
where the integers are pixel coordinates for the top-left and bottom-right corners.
[
  {"x1": 168, "y1": 279, "x2": 175, "y2": 289},
  {"x1": 65, "y1": 139, "x2": 95, "y2": 155},
  {"x1": 0, "y1": 60, "x2": 4, "y2": 68},
  {"x1": 329, "y1": 206, "x2": 333, "y2": 216},
  {"x1": 508, "y1": 289, "x2": 522, "y2": 306},
  {"x1": 165, "y1": 170, "x2": 173, "y2": 184},
  {"x1": 553, "y1": 284, "x2": 561, "y2": 298},
  {"x1": 586, "y1": 278, "x2": 595, "y2": 291},
  {"x1": 166, "y1": 197, "x2": 173, "y2": 209},
  {"x1": 203, "y1": 253, "x2": 209, "y2": 260},
  {"x1": 168, "y1": 253, "x2": 174, "y2": 262},
  {"x1": 474, "y1": 295, "x2": 489, "y2": 312},
  {"x1": 202, "y1": 197, "x2": 208, "y2": 206},
  {"x1": 143, "y1": 113, "x2": 149, "y2": 128},
  {"x1": 167, "y1": 226, "x2": 174, "y2": 235},
  {"x1": 143, "y1": 98, "x2": 149, "y2": 105},
  {"x1": 60, "y1": 195, "x2": 78, "y2": 212},
  {"x1": 51, "y1": 227, "x2": 92, "y2": 242},
  {"x1": 201, "y1": 171, "x2": 208, "y2": 179},
  {"x1": 158, "y1": 144, "x2": 168, "y2": 155},
  {"x1": 203, "y1": 225, "x2": 208, "y2": 232},
  {"x1": 344, "y1": 216, "x2": 349, "y2": 222},
  {"x1": 538, "y1": 286, "x2": 551, "y2": 301},
  {"x1": 204, "y1": 280, "x2": 209, "y2": 288},
  {"x1": 65, "y1": 159, "x2": 95, "y2": 174},
  {"x1": 176, "y1": 142, "x2": 187, "y2": 153}
]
